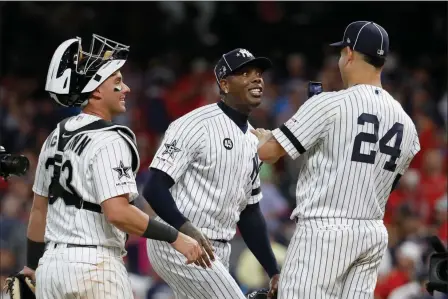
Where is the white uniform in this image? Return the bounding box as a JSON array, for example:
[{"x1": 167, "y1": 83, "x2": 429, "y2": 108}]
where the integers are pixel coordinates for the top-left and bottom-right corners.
[
  {"x1": 272, "y1": 85, "x2": 420, "y2": 299},
  {"x1": 32, "y1": 113, "x2": 140, "y2": 299},
  {"x1": 147, "y1": 103, "x2": 263, "y2": 299}
]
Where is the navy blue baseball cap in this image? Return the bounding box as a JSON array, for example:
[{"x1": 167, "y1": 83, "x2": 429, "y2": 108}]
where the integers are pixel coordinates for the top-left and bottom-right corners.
[
  {"x1": 214, "y1": 48, "x2": 272, "y2": 85},
  {"x1": 330, "y1": 21, "x2": 389, "y2": 58}
]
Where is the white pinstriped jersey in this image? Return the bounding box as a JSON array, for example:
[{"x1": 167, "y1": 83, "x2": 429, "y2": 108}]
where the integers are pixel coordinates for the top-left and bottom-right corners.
[
  {"x1": 150, "y1": 103, "x2": 263, "y2": 241},
  {"x1": 272, "y1": 84, "x2": 420, "y2": 220},
  {"x1": 32, "y1": 113, "x2": 139, "y2": 249}
]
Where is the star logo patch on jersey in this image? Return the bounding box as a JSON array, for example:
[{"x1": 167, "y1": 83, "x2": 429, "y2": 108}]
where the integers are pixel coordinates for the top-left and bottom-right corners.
[
  {"x1": 162, "y1": 140, "x2": 181, "y2": 159},
  {"x1": 112, "y1": 160, "x2": 131, "y2": 180}
]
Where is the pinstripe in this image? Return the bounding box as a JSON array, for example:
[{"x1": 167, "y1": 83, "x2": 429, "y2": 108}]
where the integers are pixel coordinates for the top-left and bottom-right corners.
[
  {"x1": 32, "y1": 113, "x2": 138, "y2": 298},
  {"x1": 147, "y1": 239, "x2": 245, "y2": 299},
  {"x1": 148, "y1": 103, "x2": 261, "y2": 298},
  {"x1": 277, "y1": 86, "x2": 418, "y2": 299},
  {"x1": 147, "y1": 240, "x2": 192, "y2": 297}
]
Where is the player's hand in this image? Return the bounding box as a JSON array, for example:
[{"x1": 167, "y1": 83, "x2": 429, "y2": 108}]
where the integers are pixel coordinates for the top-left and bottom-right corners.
[
  {"x1": 250, "y1": 128, "x2": 273, "y2": 148},
  {"x1": 268, "y1": 274, "x2": 280, "y2": 298},
  {"x1": 170, "y1": 232, "x2": 203, "y2": 265},
  {"x1": 179, "y1": 221, "x2": 215, "y2": 269},
  {"x1": 20, "y1": 266, "x2": 36, "y2": 282}
]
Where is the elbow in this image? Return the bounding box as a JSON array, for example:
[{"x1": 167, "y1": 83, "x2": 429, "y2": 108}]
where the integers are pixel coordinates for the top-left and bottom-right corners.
[
  {"x1": 102, "y1": 197, "x2": 130, "y2": 227},
  {"x1": 104, "y1": 210, "x2": 123, "y2": 227}
]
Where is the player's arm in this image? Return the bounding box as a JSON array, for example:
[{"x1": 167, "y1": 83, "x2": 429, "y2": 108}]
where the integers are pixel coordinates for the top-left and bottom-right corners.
[
  {"x1": 391, "y1": 130, "x2": 421, "y2": 193},
  {"x1": 24, "y1": 194, "x2": 48, "y2": 277},
  {"x1": 237, "y1": 162, "x2": 280, "y2": 292},
  {"x1": 253, "y1": 93, "x2": 338, "y2": 163},
  {"x1": 237, "y1": 203, "x2": 280, "y2": 277},
  {"x1": 142, "y1": 122, "x2": 216, "y2": 268},
  {"x1": 92, "y1": 138, "x2": 202, "y2": 264},
  {"x1": 251, "y1": 129, "x2": 286, "y2": 164},
  {"x1": 25, "y1": 136, "x2": 53, "y2": 274}
]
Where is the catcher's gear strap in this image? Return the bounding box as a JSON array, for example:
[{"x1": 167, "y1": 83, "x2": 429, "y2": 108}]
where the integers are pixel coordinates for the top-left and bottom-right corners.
[
  {"x1": 5, "y1": 273, "x2": 36, "y2": 299},
  {"x1": 26, "y1": 239, "x2": 45, "y2": 270},
  {"x1": 48, "y1": 117, "x2": 139, "y2": 214}
]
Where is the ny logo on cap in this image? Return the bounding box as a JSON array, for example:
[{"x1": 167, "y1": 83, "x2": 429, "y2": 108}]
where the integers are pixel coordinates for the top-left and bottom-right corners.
[
  {"x1": 237, "y1": 49, "x2": 253, "y2": 58},
  {"x1": 377, "y1": 49, "x2": 384, "y2": 56}
]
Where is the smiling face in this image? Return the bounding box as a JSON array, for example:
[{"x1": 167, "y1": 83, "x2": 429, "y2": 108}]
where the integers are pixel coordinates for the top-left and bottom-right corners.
[
  {"x1": 91, "y1": 70, "x2": 131, "y2": 116},
  {"x1": 220, "y1": 65, "x2": 265, "y2": 109}
]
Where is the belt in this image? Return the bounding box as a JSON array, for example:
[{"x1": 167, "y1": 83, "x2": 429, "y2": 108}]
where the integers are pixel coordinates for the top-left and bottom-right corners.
[
  {"x1": 210, "y1": 239, "x2": 228, "y2": 244},
  {"x1": 46, "y1": 243, "x2": 97, "y2": 250}
]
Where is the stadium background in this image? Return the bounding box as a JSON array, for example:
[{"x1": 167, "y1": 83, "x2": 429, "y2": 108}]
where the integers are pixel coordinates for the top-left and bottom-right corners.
[{"x1": 0, "y1": 2, "x2": 446, "y2": 298}]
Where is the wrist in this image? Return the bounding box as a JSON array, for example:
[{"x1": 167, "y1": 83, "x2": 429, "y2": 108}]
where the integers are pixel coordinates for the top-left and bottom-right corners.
[
  {"x1": 142, "y1": 218, "x2": 179, "y2": 243},
  {"x1": 172, "y1": 216, "x2": 189, "y2": 231},
  {"x1": 268, "y1": 267, "x2": 280, "y2": 278},
  {"x1": 179, "y1": 220, "x2": 193, "y2": 233}
]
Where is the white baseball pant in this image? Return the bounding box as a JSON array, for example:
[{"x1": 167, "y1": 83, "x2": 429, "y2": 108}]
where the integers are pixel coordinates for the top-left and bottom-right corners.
[
  {"x1": 35, "y1": 242, "x2": 133, "y2": 299},
  {"x1": 278, "y1": 218, "x2": 388, "y2": 299},
  {"x1": 147, "y1": 239, "x2": 246, "y2": 299}
]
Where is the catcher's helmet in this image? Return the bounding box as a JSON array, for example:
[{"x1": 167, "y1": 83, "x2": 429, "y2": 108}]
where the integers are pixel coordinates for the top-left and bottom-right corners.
[
  {"x1": 45, "y1": 34, "x2": 129, "y2": 107},
  {"x1": 246, "y1": 288, "x2": 275, "y2": 299}
]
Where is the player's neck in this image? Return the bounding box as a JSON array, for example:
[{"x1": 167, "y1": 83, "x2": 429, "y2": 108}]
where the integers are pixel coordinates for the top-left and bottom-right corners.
[
  {"x1": 218, "y1": 100, "x2": 249, "y2": 129},
  {"x1": 221, "y1": 97, "x2": 251, "y2": 116},
  {"x1": 347, "y1": 70, "x2": 383, "y2": 89},
  {"x1": 82, "y1": 105, "x2": 113, "y2": 121}
]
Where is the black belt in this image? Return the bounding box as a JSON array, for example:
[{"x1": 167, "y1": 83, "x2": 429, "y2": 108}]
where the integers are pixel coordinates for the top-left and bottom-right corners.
[
  {"x1": 47, "y1": 243, "x2": 97, "y2": 250},
  {"x1": 210, "y1": 239, "x2": 228, "y2": 244}
]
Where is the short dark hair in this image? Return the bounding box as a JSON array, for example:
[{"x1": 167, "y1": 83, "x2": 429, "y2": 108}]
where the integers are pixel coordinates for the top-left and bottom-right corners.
[{"x1": 361, "y1": 53, "x2": 386, "y2": 68}]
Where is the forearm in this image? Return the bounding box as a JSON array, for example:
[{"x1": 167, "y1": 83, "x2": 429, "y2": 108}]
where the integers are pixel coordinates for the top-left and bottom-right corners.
[
  {"x1": 26, "y1": 194, "x2": 48, "y2": 269},
  {"x1": 112, "y1": 204, "x2": 150, "y2": 236},
  {"x1": 142, "y1": 168, "x2": 189, "y2": 230},
  {"x1": 237, "y1": 203, "x2": 280, "y2": 277},
  {"x1": 258, "y1": 135, "x2": 285, "y2": 163},
  {"x1": 27, "y1": 206, "x2": 47, "y2": 242},
  {"x1": 108, "y1": 201, "x2": 179, "y2": 243}
]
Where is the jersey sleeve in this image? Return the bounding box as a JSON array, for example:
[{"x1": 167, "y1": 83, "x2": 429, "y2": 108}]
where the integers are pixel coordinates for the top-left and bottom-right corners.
[
  {"x1": 272, "y1": 93, "x2": 338, "y2": 160},
  {"x1": 32, "y1": 130, "x2": 57, "y2": 197},
  {"x1": 32, "y1": 144, "x2": 50, "y2": 197},
  {"x1": 150, "y1": 120, "x2": 205, "y2": 182},
  {"x1": 399, "y1": 129, "x2": 421, "y2": 175},
  {"x1": 90, "y1": 137, "x2": 138, "y2": 203}
]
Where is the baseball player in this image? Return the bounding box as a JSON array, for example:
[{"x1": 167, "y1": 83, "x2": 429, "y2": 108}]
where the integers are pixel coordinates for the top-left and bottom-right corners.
[
  {"x1": 252, "y1": 21, "x2": 421, "y2": 299},
  {"x1": 142, "y1": 48, "x2": 281, "y2": 299},
  {"x1": 21, "y1": 34, "x2": 202, "y2": 299}
]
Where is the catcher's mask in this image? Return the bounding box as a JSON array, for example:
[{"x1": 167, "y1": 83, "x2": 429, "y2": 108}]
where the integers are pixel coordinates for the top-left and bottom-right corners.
[
  {"x1": 45, "y1": 34, "x2": 129, "y2": 107},
  {"x1": 246, "y1": 288, "x2": 273, "y2": 299}
]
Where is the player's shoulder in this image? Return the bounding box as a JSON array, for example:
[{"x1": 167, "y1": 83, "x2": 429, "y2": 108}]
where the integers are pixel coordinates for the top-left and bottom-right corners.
[
  {"x1": 305, "y1": 89, "x2": 349, "y2": 106},
  {"x1": 170, "y1": 103, "x2": 221, "y2": 129}
]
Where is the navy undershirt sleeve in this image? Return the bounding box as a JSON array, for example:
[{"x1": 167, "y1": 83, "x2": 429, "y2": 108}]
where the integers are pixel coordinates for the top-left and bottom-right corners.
[
  {"x1": 237, "y1": 202, "x2": 280, "y2": 278},
  {"x1": 142, "y1": 168, "x2": 188, "y2": 230}
]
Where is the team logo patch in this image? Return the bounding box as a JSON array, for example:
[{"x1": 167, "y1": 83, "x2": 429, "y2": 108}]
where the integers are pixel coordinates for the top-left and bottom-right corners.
[
  {"x1": 112, "y1": 160, "x2": 131, "y2": 180},
  {"x1": 162, "y1": 140, "x2": 181, "y2": 159},
  {"x1": 223, "y1": 138, "x2": 233, "y2": 150}
]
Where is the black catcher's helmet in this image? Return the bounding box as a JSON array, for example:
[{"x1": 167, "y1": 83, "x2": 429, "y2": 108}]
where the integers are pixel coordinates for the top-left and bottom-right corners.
[{"x1": 45, "y1": 34, "x2": 129, "y2": 107}]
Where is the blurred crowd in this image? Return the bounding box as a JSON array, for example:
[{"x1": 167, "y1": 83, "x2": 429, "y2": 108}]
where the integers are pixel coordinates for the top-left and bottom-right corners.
[{"x1": 0, "y1": 2, "x2": 447, "y2": 299}]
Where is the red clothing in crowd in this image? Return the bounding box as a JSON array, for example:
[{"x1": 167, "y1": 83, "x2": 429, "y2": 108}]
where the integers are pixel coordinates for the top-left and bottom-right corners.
[
  {"x1": 163, "y1": 72, "x2": 215, "y2": 120},
  {"x1": 375, "y1": 269, "x2": 410, "y2": 299},
  {"x1": 420, "y1": 174, "x2": 447, "y2": 223},
  {"x1": 410, "y1": 125, "x2": 440, "y2": 170}
]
